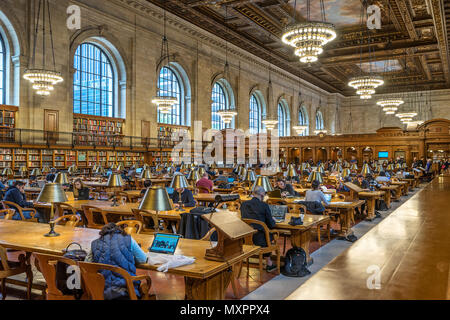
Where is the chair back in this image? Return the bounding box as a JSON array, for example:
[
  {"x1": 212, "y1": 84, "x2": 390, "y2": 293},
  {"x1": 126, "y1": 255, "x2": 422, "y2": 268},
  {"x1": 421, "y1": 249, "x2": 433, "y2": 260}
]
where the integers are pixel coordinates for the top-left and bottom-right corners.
[
  {"x1": 287, "y1": 203, "x2": 307, "y2": 214},
  {"x1": 197, "y1": 186, "x2": 212, "y2": 194},
  {"x1": 55, "y1": 203, "x2": 77, "y2": 218},
  {"x1": 1, "y1": 200, "x2": 37, "y2": 222},
  {"x1": 81, "y1": 205, "x2": 106, "y2": 229},
  {"x1": 131, "y1": 208, "x2": 167, "y2": 233},
  {"x1": 78, "y1": 261, "x2": 139, "y2": 300},
  {"x1": 266, "y1": 198, "x2": 287, "y2": 205},
  {"x1": 0, "y1": 244, "x2": 11, "y2": 273},
  {"x1": 242, "y1": 218, "x2": 271, "y2": 247},
  {"x1": 116, "y1": 220, "x2": 143, "y2": 234},
  {"x1": 33, "y1": 252, "x2": 82, "y2": 300},
  {"x1": 0, "y1": 209, "x2": 14, "y2": 220},
  {"x1": 332, "y1": 193, "x2": 346, "y2": 201},
  {"x1": 54, "y1": 214, "x2": 81, "y2": 228}
]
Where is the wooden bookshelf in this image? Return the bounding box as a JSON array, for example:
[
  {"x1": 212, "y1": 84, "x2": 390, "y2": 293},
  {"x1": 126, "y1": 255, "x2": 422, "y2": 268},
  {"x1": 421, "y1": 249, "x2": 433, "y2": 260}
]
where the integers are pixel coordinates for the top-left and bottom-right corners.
[
  {"x1": 0, "y1": 105, "x2": 17, "y2": 142},
  {"x1": 157, "y1": 124, "x2": 190, "y2": 148},
  {"x1": 73, "y1": 114, "x2": 124, "y2": 146},
  {"x1": 0, "y1": 148, "x2": 12, "y2": 168}
]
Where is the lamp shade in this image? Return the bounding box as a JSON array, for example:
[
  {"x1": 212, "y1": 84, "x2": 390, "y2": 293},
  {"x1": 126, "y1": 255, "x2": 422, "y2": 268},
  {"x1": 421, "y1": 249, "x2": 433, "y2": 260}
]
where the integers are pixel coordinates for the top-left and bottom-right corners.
[
  {"x1": 140, "y1": 169, "x2": 152, "y2": 179},
  {"x1": 116, "y1": 164, "x2": 124, "y2": 171},
  {"x1": 42, "y1": 166, "x2": 51, "y2": 174},
  {"x1": 239, "y1": 168, "x2": 248, "y2": 181},
  {"x1": 341, "y1": 168, "x2": 351, "y2": 178},
  {"x1": 386, "y1": 163, "x2": 394, "y2": 171},
  {"x1": 251, "y1": 176, "x2": 274, "y2": 192},
  {"x1": 95, "y1": 166, "x2": 105, "y2": 174},
  {"x1": 68, "y1": 165, "x2": 77, "y2": 174},
  {"x1": 237, "y1": 166, "x2": 246, "y2": 177},
  {"x1": 307, "y1": 171, "x2": 324, "y2": 183},
  {"x1": 142, "y1": 164, "x2": 149, "y2": 170},
  {"x1": 19, "y1": 166, "x2": 28, "y2": 175},
  {"x1": 350, "y1": 163, "x2": 358, "y2": 170},
  {"x1": 332, "y1": 163, "x2": 342, "y2": 172},
  {"x1": 187, "y1": 169, "x2": 200, "y2": 182},
  {"x1": 361, "y1": 164, "x2": 372, "y2": 176},
  {"x1": 92, "y1": 165, "x2": 98, "y2": 172},
  {"x1": 286, "y1": 165, "x2": 298, "y2": 178},
  {"x1": 53, "y1": 172, "x2": 69, "y2": 184},
  {"x1": 395, "y1": 163, "x2": 401, "y2": 170},
  {"x1": 36, "y1": 183, "x2": 68, "y2": 203},
  {"x1": 401, "y1": 162, "x2": 407, "y2": 169},
  {"x1": 300, "y1": 163, "x2": 310, "y2": 171},
  {"x1": 317, "y1": 166, "x2": 325, "y2": 174},
  {"x1": 106, "y1": 173, "x2": 124, "y2": 187},
  {"x1": 243, "y1": 170, "x2": 256, "y2": 182},
  {"x1": 170, "y1": 174, "x2": 189, "y2": 189},
  {"x1": 2, "y1": 168, "x2": 13, "y2": 177},
  {"x1": 31, "y1": 168, "x2": 42, "y2": 176},
  {"x1": 197, "y1": 167, "x2": 206, "y2": 177},
  {"x1": 110, "y1": 163, "x2": 118, "y2": 170},
  {"x1": 139, "y1": 187, "x2": 173, "y2": 211}
]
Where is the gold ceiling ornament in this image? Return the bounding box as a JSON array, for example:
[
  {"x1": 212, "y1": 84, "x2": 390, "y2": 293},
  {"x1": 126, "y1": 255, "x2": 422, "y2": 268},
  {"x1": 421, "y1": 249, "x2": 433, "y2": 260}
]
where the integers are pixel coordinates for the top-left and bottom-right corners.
[
  {"x1": 377, "y1": 98, "x2": 404, "y2": 115},
  {"x1": 292, "y1": 125, "x2": 308, "y2": 135},
  {"x1": 262, "y1": 119, "x2": 278, "y2": 131},
  {"x1": 396, "y1": 112, "x2": 417, "y2": 123},
  {"x1": 281, "y1": 0, "x2": 336, "y2": 64},
  {"x1": 348, "y1": 76, "x2": 384, "y2": 100},
  {"x1": 23, "y1": 0, "x2": 63, "y2": 96}
]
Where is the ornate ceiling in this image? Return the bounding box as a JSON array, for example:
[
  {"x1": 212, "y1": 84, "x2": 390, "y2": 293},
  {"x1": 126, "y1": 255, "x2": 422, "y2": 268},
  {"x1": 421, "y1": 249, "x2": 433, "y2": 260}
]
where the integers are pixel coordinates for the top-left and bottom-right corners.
[{"x1": 146, "y1": 0, "x2": 450, "y2": 96}]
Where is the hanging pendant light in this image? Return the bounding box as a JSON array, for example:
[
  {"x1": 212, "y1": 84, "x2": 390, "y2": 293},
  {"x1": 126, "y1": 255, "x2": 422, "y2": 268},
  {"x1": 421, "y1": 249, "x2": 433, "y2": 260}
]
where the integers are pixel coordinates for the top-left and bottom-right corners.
[
  {"x1": 348, "y1": 1, "x2": 383, "y2": 99},
  {"x1": 377, "y1": 98, "x2": 404, "y2": 114},
  {"x1": 281, "y1": 0, "x2": 336, "y2": 63},
  {"x1": 396, "y1": 112, "x2": 417, "y2": 123},
  {"x1": 24, "y1": 0, "x2": 63, "y2": 96},
  {"x1": 292, "y1": 125, "x2": 308, "y2": 135},
  {"x1": 152, "y1": 3, "x2": 178, "y2": 113}
]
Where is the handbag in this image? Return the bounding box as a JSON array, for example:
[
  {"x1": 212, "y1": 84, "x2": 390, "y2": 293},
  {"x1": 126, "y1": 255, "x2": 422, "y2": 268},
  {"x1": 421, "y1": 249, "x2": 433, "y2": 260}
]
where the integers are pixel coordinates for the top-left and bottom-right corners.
[
  {"x1": 55, "y1": 242, "x2": 87, "y2": 299},
  {"x1": 288, "y1": 216, "x2": 303, "y2": 226}
]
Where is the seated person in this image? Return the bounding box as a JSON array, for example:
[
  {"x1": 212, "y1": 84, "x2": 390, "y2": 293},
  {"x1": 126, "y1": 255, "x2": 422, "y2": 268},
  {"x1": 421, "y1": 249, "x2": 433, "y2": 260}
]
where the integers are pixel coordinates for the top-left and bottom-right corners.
[
  {"x1": 46, "y1": 168, "x2": 57, "y2": 182},
  {"x1": 170, "y1": 186, "x2": 196, "y2": 209},
  {"x1": 375, "y1": 171, "x2": 390, "y2": 184},
  {"x1": 85, "y1": 223, "x2": 148, "y2": 300},
  {"x1": 240, "y1": 186, "x2": 277, "y2": 272},
  {"x1": 274, "y1": 178, "x2": 297, "y2": 197},
  {"x1": 140, "y1": 180, "x2": 152, "y2": 197},
  {"x1": 214, "y1": 170, "x2": 228, "y2": 184},
  {"x1": 353, "y1": 174, "x2": 370, "y2": 190},
  {"x1": 4, "y1": 180, "x2": 41, "y2": 221},
  {"x1": 336, "y1": 177, "x2": 351, "y2": 192},
  {"x1": 196, "y1": 173, "x2": 213, "y2": 193},
  {"x1": 305, "y1": 180, "x2": 330, "y2": 206},
  {"x1": 71, "y1": 178, "x2": 90, "y2": 200}
]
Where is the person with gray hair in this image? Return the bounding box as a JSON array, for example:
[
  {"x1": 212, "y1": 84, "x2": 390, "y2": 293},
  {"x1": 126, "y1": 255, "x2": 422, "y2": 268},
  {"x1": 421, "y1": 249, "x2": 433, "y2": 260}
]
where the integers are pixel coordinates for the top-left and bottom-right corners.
[{"x1": 240, "y1": 186, "x2": 277, "y2": 272}]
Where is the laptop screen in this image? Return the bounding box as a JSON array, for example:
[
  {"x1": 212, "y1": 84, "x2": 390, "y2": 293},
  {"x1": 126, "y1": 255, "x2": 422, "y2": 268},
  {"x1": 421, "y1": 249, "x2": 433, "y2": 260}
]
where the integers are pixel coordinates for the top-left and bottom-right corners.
[
  {"x1": 227, "y1": 178, "x2": 235, "y2": 183},
  {"x1": 324, "y1": 194, "x2": 332, "y2": 202},
  {"x1": 165, "y1": 187, "x2": 174, "y2": 195},
  {"x1": 136, "y1": 168, "x2": 143, "y2": 174},
  {"x1": 149, "y1": 233, "x2": 181, "y2": 255},
  {"x1": 267, "y1": 189, "x2": 282, "y2": 198},
  {"x1": 269, "y1": 205, "x2": 288, "y2": 221}
]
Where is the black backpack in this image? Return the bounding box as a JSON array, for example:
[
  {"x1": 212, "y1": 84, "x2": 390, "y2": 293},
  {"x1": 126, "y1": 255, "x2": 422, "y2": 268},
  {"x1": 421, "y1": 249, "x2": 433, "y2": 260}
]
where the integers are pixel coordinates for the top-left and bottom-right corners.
[{"x1": 281, "y1": 247, "x2": 311, "y2": 277}]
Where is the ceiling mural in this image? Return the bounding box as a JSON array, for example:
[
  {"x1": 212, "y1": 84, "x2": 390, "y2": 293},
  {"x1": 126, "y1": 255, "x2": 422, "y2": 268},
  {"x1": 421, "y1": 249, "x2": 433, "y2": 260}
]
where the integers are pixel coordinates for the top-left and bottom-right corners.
[{"x1": 144, "y1": 0, "x2": 450, "y2": 95}]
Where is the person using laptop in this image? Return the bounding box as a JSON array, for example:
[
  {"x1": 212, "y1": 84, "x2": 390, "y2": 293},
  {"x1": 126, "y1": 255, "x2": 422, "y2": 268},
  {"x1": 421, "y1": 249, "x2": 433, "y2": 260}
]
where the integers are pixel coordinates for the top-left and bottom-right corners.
[
  {"x1": 375, "y1": 171, "x2": 390, "y2": 184},
  {"x1": 305, "y1": 180, "x2": 330, "y2": 206},
  {"x1": 71, "y1": 178, "x2": 90, "y2": 200},
  {"x1": 4, "y1": 180, "x2": 42, "y2": 221},
  {"x1": 353, "y1": 174, "x2": 370, "y2": 190},
  {"x1": 46, "y1": 168, "x2": 57, "y2": 182},
  {"x1": 214, "y1": 170, "x2": 228, "y2": 184},
  {"x1": 85, "y1": 222, "x2": 148, "y2": 300},
  {"x1": 274, "y1": 178, "x2": 298, "y2": 197},
  {"x1": 240, "y1": 186, "x2": 277, "y2": 272},
  {"x1": 170, "y1": 186, "x2": 196, "y2": 209}
]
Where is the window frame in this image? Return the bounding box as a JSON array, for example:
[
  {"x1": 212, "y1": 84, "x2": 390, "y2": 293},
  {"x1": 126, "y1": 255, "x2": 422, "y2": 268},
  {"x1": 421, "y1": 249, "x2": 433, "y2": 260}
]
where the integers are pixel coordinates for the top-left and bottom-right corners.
[
  {"x1": 211, "y1": 81, "x2": 234, "y2": 130},
  {"x1": 0, "y1": 32, "x2": 6, "y2": 105},
  {"x1": 157, "y1": 66, "x2": 185, "y2": 126},
  {"x1": 73, "y1": 42, "x2": 116, "y2": 118},
  {"x1": 249, "y1": 94, "x2": 261, "y2": 134}
]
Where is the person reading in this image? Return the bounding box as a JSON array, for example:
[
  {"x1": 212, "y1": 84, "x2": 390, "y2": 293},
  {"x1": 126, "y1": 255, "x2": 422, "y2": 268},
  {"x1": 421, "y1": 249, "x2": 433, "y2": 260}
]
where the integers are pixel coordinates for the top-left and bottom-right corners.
[
  {"x1": 274, "y1": 178, "x2": 297, "y2": 197},
  {"x1": 196, "y1": 172, "x2": 213, "y2": 193},
  {"x1": 305, "y1": 180, "x2": 330, "y2": 206},
  {"x1": 71, "y1": 178, "x2": 90, "y2": 200},
  {"x1": 170, "y1": 186, "x2": 196, "y2": 209},
  {"x1": 240, "y1": 186, "x2": 277, "y2": 272}
]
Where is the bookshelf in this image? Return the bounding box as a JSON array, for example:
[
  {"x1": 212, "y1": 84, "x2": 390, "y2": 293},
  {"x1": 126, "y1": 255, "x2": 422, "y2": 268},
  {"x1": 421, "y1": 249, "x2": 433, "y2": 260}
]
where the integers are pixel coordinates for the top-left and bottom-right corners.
[
  {"x1": 27, "y1": 149, "x2": 40, "y2": 169},
  {"x1": 73, "y1": 114, "x2": 124, "y2": 146},
  {"x1": 157, "y1": 124, "x2": 190, "y2": 148},
  {"x1": 42, "y1": 150, "x2": 53, "y2": 168},
  {"x1": 14, "y1": 149, "x2": 27, "y2": 169},
  {"x1": 0, "y1": 105, "x2": 17, "y2": 142},
  {"x1": 54, "y1": 150, "x2": 66, "y2": 168},
  {"x1": 0, "y1": 148, "x2": 12, "y2": 168}
]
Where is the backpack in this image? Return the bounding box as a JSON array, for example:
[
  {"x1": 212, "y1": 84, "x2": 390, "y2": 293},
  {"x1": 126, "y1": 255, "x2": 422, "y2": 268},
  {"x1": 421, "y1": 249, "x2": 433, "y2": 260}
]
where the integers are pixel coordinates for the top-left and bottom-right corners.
[
  {"x1": 281, "y1": 247, "x2": 311, "y2": 277},
  {"x1": 376, "y1": 199, "x2": 388, "y2": 211}
]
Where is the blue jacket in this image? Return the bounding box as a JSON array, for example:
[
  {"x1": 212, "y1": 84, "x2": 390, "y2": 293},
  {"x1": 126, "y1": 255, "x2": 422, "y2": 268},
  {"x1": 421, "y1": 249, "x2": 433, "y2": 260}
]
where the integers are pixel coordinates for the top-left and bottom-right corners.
[
  {"x1": 4, "y1": 187, "x2": 33, "y2": 209},
  {"x1": 91, "y1": 232, "x2": 140, "y2": 300}
]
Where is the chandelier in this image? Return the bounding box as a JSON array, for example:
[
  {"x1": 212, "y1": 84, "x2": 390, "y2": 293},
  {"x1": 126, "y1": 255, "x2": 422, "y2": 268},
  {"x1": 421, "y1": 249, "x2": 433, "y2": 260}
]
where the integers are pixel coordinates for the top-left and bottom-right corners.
[
  {"x1": 292, "y1": 125, "x2": 308, "y2": 135},
  {"x1": 348, "y1": 75, "x2": 384, "y2": 99},
  {"x1": 152, "y1": 3, "x2": 178, "y2": 113},
  {"x1": 376, "y1": 98, "x2": 404, "y2": 114},
  {"x1": 396, "y1": 112, "x2": 417, "y2": 123},
  {"x1": 314, "y1": 129, "x2": 328, "y2": 135},
  {"x1": 23, "y1": 0, "x2": 63, "y2": 96},
  {"x1": 262, "y1": 120, "x2": 278, "y2": 131},
  {"x1": 281, "y1": 0, "x2": 335, "y2": 64},
  {"x1": 217, "y1": 110, "x2": 237, "y2": 124}
]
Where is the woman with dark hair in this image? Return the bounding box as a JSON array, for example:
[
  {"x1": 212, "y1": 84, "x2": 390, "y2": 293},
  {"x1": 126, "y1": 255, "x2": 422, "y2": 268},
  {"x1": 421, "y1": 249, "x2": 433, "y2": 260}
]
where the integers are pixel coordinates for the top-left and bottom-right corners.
[
  {"x1": 85, "y1": 223, "x2": 148, "y2": 300},
  {"x1": 71, "y1": 178, "x2": 90, "y2": 200},
  {"x1": 140, "y1": 179, "x2": 152, "y2": 197}
]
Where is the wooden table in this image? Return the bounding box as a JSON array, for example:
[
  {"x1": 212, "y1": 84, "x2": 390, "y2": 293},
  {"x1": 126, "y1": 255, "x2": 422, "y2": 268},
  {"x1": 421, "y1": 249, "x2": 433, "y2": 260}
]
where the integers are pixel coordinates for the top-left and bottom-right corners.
[
  {"x1": 194, "y1": 193, "x2": 240, "y2": 205},
  {"x1": 401, "y1": 178, "x2": 416, "y2": 190},
  {"x1": 274, "y1": 214, "x2": 330, "y2": 265},
  {"x1": 286, "y1": 175, "x2": 450, "y2": 299},
  {"x1": 326, "y1": 200, "x2": 365, "y2": 239},
  {"x1": 295, "y1": 188, "x2": 336, "y2": 195},
  {"x1": 379, "y1": 185, "x2": 401, "y2": 206},
  {"x1": 390, "y1": 181, "x2": 409, "y2": 196},
  {"x1": 357, "y1": 191, "x2": 385, "y2": 221},
  {"x1": 0, "y1": 220, "x2": 259, "y2": 300}
]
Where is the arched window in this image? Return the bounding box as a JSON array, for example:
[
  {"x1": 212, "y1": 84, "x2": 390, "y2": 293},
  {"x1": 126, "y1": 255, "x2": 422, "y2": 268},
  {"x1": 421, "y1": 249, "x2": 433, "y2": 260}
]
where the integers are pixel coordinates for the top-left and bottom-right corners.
[
  {"x1": 298, "y1": 105, "x2": 309, "y2": 136},
  {"x1": 73, "y1": 43, "x2": 115, "y2": 117},
  {"x1": 157, "y1": 66, "x2": 183, "y2": 125},
  {"x1": 249, "y1": 94, "x2": 261, "y2": 134},
  {"x1": 0, "y1": 33, "x2": 5, "y2": 104},
  {"x1": 278, "y1": 100, "x2": 290, "y2": 137},
  {"x1": 316, "y1": 110, "x2": 324, "y2": 130},
  {"x1": 211, "y1": 80, "x2": 234, "y2": 130}
]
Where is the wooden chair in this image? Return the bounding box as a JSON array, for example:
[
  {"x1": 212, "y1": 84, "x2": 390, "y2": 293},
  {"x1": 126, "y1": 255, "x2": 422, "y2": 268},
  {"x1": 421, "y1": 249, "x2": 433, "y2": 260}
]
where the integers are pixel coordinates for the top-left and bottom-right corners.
[
  {"x1": 266, "y1": 199, "x2": 287, "y2": 205},
  {"x1": 34, "y1": 253, "x2": 86, "y2": 300},
  {"x1": 78, "y1": 261, "x2": 154, "y2": 300},
  {"x1": 0, "y1": 245, "x2": 33, "y2": 300},
  {"x1": 131, "y1": 208, "x2": 172, "y2": 234},
  {"x1": 1, "y1": 201, "x2": 38, "y2": 222},
  {"x1": 197, "y1": 186, "x2": 212, "y2": 194},
  {"x1": 54, "y1": 214, "x2": 81, "y2": 228},
  {"x1": 81, "y1": 205, "x2": 106, "y2": 229},
  {"x1": 115, "y1": 191, "x2": 132, "y2": 203},
  {"x1": 242, "y1": 218, "x2": 280, "y2": 281},
  {"x1": 116, "y1": 220, "x2": 143, "y2": 235},
  {"x1": 0, "y1": 209, "x2": 14, "y2": 220}
]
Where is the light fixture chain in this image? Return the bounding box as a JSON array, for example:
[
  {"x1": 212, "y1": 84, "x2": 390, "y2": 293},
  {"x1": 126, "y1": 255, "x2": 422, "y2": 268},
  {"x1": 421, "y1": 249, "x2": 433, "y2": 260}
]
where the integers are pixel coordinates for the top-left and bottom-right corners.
[
  {"x1": 46, "y1": 0, "x2": 57, "y2": 71},
  {"x1": 31, "y1": 0, "x2": 42, "y2": 68},
  {"x1": 42, "y1": 0, "x2": 46, "y2": 69}
]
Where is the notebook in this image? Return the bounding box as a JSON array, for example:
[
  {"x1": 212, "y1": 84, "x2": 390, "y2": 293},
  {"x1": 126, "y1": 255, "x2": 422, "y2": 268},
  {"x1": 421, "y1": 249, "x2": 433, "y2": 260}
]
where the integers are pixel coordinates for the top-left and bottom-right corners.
[{"x1": 149, "y1": 233, "x2": 181, "y2": 255}]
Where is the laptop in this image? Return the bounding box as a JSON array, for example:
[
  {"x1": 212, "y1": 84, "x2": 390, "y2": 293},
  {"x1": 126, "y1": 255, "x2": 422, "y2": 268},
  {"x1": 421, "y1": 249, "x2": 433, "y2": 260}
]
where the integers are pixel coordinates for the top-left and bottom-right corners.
[
  {"x1": 267, "y1": 189, "x2": 282, "y2": 198},
  {"x1": 269, "y1": 205, "x2": 288, "y2": 223},
  {"x1": 149, "y1": 233, "x2": 181, "y2": 255},
  {"x1": 227, "y1": 177, "x2": 235, "y2": 183},
  {"x1": 136, "y1": 168, "x2": 143, "y2": 174},
  {"x1": 65, "y1": 192, "x2": 75, "y2": 201},
  {"x1": 165, "y1": 187, "x2": 174, "y2": 195},
  {"x1": 324, "y1": 194, "x2": 332, "y2": 203}
]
